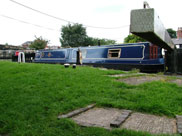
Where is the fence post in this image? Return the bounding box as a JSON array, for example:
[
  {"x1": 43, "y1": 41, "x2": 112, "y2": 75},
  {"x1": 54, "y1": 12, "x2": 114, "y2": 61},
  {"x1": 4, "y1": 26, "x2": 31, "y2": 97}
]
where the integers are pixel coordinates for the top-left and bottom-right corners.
[
  {"x1": 173, "y1": 46, "x2": 177, "y2": 74},
  {"x1": 18, "y1": 52, "x2": 25, "y2": 63}
]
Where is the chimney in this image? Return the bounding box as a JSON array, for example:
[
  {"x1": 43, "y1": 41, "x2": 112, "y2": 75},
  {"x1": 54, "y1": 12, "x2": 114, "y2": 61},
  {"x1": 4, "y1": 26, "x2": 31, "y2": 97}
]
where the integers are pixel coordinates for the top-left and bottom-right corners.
[{"x1": 177, "y1": 27, "x2": 182, "y2": 39}]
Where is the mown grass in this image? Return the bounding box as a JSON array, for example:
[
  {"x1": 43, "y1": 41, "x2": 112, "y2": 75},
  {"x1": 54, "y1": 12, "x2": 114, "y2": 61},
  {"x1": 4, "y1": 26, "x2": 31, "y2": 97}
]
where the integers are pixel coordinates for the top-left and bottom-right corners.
[{"x1": 0, "y1": 61, "x2": 182, "y2": 136}]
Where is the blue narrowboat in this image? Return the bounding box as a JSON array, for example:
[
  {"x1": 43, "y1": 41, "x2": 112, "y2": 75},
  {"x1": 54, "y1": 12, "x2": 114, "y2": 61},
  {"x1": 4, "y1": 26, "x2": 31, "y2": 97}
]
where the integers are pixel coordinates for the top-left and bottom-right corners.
[{"x1": 34, "y1": 42, "x2": 164, "y2": 72}]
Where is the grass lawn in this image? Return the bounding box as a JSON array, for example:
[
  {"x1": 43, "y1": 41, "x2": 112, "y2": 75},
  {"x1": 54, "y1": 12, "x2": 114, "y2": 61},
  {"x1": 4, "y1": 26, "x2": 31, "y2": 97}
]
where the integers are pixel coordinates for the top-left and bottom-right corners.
[{"x1": 0, "y1": 61, "x2": 182, "y2": 136}]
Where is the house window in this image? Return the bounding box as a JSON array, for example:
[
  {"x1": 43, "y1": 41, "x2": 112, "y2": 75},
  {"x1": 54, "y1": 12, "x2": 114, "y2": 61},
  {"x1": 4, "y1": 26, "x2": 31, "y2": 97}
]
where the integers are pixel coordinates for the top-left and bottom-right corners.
[{"x1": 108, "y1": 49, "x2": 121, "y2": 58}]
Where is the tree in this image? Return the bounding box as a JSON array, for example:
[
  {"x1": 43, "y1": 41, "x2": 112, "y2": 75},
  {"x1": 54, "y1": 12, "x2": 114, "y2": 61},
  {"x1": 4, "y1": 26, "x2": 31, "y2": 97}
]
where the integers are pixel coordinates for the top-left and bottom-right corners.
[
  {"x1": 85, "y1": 37, "x2": 116, "y2": 46},
  {"x1": 60, "y1": 23, "x2": 116, "y2": 47},
  {"x1": 30, "y1": 36, "x2": 48, "y2": 50},
  {"x1": 98, "y1": 38, "x2": 116, "y2": 45},
  {"x1": 60, "y1": 23, "x2": 87, "y2": 47},
  {"x1": 167, "y1": 28, "x2": 177, "y2": 38},
  {"x1": 124, "y1": 34, "x2": 146, "y2": 43}
]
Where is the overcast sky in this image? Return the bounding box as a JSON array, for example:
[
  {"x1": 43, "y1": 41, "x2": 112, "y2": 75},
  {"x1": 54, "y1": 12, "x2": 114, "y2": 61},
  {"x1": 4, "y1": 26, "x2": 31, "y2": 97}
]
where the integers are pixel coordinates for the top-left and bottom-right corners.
[{"x1": 0, "y1": 0, "x2": 182, "y2": 46}]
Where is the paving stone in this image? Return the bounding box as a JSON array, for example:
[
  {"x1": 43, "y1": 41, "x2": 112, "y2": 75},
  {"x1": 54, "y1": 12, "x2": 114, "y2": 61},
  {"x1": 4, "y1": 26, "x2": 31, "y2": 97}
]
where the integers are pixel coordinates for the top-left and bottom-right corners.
[
  {"x1": 58, "y1": 104, "x2": 95, "y2": 119},
  {"x1": 177, "y1": 122, "x2": 182, "y2": 126},
  {"x1": 178, "y1": 125, "x2": 182, "y2": 129},
  {"x1": 178, "y1": 129, "x2": 182, "y2": 134},
  {"x1": 110, "y1": 110, "x2": 132, "y2": 128},
  {"x1": 176, "y1": 115, "x2": 182, "y2": 134},
  {"x1": 121, "y1": 112, "x2": 177, "y2": 134},
  {"x1": 170, "y1": 79, "x2": 182, "y2": 86},
  {"x1": 177, "y1": 115, "x2": 182, "y2": 120},
  {"x1": 110, "y1": 116, "x2": 126, "y2": 128},
  {"x1": 72, "y1": 107, "x2": 124, "y2": 129},
  {"x1": 62, "y1": 107, "x2": 177, "y2": 134}
]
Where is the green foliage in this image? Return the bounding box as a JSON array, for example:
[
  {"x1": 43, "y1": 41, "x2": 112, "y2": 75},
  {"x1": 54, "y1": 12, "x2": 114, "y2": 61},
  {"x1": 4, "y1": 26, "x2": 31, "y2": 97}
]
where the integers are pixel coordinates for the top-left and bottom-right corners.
[
  {"x1": 0, "y1": 61, "x2": 182, "y2": 135},
  {"x1": 60, "y1": 23, "x2": 116, "y2": 47},
  {"x1": 60, "y1": 23, "x2": 87, "y2": 47},
  {"x1": 85, "y1": 37, "x2": 116, "y2": 46},
  {"x1": 167, "y1": 28, "x2": 177, "y2": 38},
  {"x1": 124, "y1": 34, "x2": 146, "y2": 43},
  {"x1": 30, "y1": 36, "x2": 48, "y2": 50}
]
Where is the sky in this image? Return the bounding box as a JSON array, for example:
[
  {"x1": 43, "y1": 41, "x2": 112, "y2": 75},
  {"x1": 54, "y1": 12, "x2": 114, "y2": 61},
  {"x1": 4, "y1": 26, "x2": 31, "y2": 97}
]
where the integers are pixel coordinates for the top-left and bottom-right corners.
[{"x1": 0, "y1": 0, "x2": 182, "y2": 46}]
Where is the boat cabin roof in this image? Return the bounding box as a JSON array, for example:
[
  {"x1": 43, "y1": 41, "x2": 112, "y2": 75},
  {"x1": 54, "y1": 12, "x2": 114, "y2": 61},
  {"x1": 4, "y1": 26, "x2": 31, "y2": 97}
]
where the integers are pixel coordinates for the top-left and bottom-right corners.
[{"x1": 39, "y1": 42, "x2": 150, "y2": 52}]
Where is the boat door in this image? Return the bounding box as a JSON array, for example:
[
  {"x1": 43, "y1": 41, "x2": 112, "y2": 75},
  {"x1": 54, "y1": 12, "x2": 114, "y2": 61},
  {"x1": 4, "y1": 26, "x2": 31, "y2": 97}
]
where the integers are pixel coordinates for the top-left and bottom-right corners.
[{"x1": 76, "y1": 48, "x2": 82, "y2": 65}]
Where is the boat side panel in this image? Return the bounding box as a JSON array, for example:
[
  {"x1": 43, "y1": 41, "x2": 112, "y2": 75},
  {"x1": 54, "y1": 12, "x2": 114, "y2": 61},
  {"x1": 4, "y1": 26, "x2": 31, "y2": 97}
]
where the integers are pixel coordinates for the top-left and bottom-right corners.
[
  {"x1": 34, "y1": 43, "x2": 164, "y2": 66},
  {"x1": 34, "y1": 50, "x2": 67, "y2": 63}
]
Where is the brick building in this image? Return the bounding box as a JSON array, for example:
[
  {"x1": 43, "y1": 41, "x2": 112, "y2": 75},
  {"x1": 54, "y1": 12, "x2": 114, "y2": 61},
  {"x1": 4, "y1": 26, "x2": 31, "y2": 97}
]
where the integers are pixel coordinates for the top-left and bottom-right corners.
[{"x1": 172, "y1": 27, "x2": 182, "y2": 48}]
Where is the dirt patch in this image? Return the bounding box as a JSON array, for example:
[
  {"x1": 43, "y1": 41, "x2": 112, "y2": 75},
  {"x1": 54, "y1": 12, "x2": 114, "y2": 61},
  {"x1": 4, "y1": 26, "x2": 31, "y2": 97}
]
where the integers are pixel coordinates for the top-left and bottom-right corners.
[
  {"x1": 118, "y1": 76, "x2": 166, "y2": 85},
  {"x1": 118, "y1": 75, "x2": 182, "y2": 86},
  {"x1": 109, "y1": 73, "x2": 145, "y2": 78}
]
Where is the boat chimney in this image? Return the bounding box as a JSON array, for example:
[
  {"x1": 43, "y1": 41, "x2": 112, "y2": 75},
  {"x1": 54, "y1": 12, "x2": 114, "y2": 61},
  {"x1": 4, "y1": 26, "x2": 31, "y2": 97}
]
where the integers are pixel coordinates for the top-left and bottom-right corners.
[
  {"x1": 143, "y1": 1, "x2": 150, "y2": 9},
  {"x1": 98, "y1": 40, "x2": 100, "y2": 46}
]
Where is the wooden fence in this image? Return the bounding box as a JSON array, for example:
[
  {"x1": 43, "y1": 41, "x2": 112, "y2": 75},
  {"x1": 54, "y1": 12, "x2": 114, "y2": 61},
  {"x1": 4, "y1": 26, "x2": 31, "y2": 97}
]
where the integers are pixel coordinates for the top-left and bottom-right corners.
[{"x1": 165, "y1": 48, "x2": 182, "y2": 74}]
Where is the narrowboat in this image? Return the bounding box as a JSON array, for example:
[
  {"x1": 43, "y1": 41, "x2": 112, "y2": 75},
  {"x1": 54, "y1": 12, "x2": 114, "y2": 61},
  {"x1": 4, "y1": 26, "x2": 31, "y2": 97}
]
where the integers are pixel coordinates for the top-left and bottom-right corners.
[{"x1": 34, "y1": 42, "x2": 164, "y2": 72}]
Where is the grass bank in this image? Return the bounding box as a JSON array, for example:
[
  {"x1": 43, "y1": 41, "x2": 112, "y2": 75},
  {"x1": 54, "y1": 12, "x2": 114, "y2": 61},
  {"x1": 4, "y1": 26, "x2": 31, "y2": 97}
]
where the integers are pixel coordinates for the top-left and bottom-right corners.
[{"x1": 0, "y1": 61, "x2": 181, "y2": 136}]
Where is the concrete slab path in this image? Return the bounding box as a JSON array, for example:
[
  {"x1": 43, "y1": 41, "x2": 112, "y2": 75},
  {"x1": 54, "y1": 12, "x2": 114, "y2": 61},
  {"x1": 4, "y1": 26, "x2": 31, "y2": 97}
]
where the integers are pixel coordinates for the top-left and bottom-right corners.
[{"x1": 58, "y1": 106, "x2": 179, "y2": 134}]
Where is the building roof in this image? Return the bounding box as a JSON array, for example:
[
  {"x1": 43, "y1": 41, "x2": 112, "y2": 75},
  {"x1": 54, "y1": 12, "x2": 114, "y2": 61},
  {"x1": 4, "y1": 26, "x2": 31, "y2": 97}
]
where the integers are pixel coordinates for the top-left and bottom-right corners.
[
  {"x1": 172, "y1": 38, "x2": 182, "y2": 45},
  {"x1": 0, "y1": 44, "x2": 23, "y2": 50},
  {"x1": 22, "y1": 41, "x2": 33, "y2": 46}
]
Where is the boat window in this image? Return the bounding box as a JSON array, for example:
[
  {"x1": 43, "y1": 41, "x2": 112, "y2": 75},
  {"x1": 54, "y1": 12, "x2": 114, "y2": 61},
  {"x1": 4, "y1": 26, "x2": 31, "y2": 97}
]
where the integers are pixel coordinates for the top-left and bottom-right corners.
[
  {"x1": 35, "y1": 52, "x2": 40, "y2": 58},
  {"x1": 150, "y1": 45, "x2": 158, "y2": 59},
  {"x1": 81, "y1": 50, "x2": 87, "y2": 59},
  {"x1": 108, "y1": 49, "x2": 121, "y2": 58},
  {"x1": 48, "y1": 52, "x2": 52, "y2": 57},
  {"x1": 41, "y1": 52, "x2": 44, "y2": 58}
]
